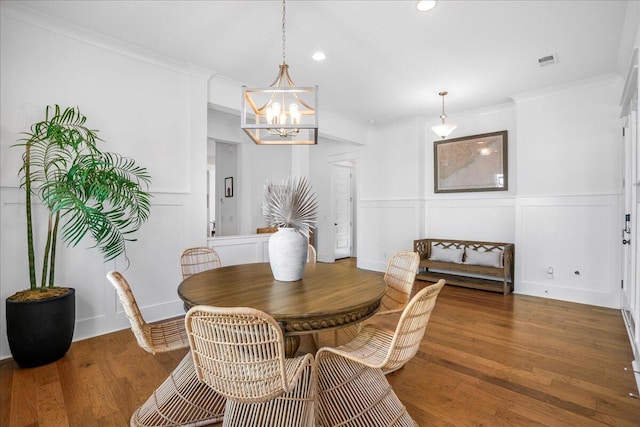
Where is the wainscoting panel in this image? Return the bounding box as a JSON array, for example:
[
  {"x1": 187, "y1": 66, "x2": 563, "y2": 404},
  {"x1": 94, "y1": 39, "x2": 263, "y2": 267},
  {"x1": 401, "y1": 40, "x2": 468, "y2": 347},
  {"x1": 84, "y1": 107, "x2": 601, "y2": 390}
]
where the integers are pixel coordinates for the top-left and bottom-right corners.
[
  {"x1": 358, "y1": 200, "x2": 423, "y2": 272},
  {"x1": 208, "y1": 234, "x2": 272, "y2": 266},
  {"x1": 515, "y1": 195, "x2": 621, "y2": 308},
  {"x1": 76, "y1": 192, "x2": 191, "y2": 342}
]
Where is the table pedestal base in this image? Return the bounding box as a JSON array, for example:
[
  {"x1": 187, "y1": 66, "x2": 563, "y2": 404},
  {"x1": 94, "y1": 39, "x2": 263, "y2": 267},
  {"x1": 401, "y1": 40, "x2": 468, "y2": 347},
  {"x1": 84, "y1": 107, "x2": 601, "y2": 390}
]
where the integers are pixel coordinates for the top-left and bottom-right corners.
[{"x1": 284, "y1": 335, "x2": 301, "y2": 358}]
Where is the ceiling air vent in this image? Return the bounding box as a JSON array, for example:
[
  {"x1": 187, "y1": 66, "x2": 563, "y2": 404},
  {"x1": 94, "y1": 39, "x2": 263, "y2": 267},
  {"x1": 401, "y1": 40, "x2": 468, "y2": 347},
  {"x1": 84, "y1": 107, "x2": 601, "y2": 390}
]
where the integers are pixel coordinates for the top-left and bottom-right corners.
[{"x1": 538, "y1": 53, "x2": 558, "y2": 67}]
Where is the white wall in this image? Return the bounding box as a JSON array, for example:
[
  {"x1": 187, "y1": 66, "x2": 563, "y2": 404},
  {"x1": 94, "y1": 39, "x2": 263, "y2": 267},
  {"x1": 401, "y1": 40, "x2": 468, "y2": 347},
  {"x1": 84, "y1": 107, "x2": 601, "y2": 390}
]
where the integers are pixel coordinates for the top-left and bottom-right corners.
[
  {"x1": 0, "y1": 6, "x2": 209, "y2": 359},
  {"x1": 358, "y1": 118, "x2": 426, "y2": 271},
  {"x1": 514, "y1": 76, "x2": 622, "y2": 197},
  {"x1": 512, "y1": 75, "x2": 623, "y2": 307}
]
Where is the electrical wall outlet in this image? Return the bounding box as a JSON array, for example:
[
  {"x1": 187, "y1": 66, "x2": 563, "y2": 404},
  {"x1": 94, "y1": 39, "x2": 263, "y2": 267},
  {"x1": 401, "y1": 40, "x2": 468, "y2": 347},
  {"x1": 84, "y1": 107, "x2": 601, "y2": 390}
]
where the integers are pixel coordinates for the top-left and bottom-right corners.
[{"x1": 547, "y1": 267, "x2": 554, "y2": 279}]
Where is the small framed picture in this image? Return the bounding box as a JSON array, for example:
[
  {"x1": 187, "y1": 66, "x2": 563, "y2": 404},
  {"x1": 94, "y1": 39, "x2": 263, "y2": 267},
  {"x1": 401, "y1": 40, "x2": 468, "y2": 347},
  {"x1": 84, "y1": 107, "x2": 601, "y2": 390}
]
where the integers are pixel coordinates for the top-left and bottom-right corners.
[{"x1": 224, "y1": 177, "x2": 233, "y2": 197}]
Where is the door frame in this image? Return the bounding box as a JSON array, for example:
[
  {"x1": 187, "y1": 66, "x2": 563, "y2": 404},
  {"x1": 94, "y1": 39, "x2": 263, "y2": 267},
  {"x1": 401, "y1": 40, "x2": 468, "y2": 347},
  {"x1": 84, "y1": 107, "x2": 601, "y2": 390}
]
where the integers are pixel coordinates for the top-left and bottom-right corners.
[
  {"x1": 620, "y1": 47, "x2": 640, "y2": 391},
  {"x1": 321, "y1": 159, "x2": 358, "y2": 263},
  {"x1": 332, "y1": 163, "x2": 354, "y2": 260}
]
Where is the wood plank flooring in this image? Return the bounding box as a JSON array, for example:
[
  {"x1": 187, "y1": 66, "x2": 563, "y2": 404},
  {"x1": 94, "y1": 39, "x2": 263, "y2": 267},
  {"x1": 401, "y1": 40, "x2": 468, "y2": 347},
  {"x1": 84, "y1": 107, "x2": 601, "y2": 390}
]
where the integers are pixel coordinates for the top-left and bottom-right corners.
[{"x1": 2, "y1": 258, "x2": 639, "y2": 426}]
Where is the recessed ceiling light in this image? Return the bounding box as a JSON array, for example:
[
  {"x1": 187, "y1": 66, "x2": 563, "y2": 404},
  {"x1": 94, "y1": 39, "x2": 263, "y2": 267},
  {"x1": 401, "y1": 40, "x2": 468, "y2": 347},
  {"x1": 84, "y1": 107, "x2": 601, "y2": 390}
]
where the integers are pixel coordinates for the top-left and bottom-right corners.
[
  {"x1": 416, "y1": 0, "x2": 438, "y2": 12},
  {"x1": 312, "y1": 52, "x2": 326, "y2": 61}
]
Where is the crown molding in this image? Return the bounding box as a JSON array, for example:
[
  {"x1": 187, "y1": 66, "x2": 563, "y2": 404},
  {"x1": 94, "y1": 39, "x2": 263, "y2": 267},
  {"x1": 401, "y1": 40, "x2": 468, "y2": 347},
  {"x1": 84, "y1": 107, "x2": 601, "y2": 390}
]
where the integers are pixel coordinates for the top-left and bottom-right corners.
[
  {"x1": 510, "y1": 73, "x2": 623, "y2": 104},
  {"x1": 2, "y1": 1, "x2": 213, "y2": 78},
  {"x1": 187, "y1": 63, "x2": 216, "y2": 80}
]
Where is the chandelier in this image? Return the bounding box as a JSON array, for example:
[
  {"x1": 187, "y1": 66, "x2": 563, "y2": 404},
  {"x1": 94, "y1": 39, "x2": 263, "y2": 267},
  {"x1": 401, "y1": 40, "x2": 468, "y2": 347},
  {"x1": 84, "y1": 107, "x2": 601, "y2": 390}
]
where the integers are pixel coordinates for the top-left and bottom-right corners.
[
  {"x1": 431, "y1": 91, "x2": 457, "y2": 139},
  {"x1": 241, "y1": 0, "x2": 318, "y2": 145}
]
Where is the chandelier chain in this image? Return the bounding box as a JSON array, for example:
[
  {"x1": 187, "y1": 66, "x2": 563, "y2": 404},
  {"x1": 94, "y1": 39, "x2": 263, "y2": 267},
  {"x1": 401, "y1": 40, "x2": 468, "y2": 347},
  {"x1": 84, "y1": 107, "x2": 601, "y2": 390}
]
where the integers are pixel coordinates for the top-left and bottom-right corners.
[{"x1": 281, "y1": 0, "x2": 287, "y2": 64}]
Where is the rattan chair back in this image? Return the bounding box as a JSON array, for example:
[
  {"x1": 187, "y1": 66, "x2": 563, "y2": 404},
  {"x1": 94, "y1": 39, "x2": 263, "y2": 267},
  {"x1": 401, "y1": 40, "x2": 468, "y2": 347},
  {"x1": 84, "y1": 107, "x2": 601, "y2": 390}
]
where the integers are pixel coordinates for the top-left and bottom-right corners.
[
  {"x1": 186, "y1": 306, "x2": 292, "y2": 403},
  {"x1": 379, "y1": 250, "x2": 420, "y2": 314},
  {"x1": 384, "y1": 279, "x2": 445, "y2": 370},
  {"x1": 181, "y1": 246, "x2": 221, "y2": 279},
  {"x1": 107, "y1": 271, "x2": 189, "y2": 354},
  {"x1": 316, "y1": 279, "x2": 445, "y2": 375},
  {"x1": 314, "y1": 251, "x2": 420, "y2": 349}
]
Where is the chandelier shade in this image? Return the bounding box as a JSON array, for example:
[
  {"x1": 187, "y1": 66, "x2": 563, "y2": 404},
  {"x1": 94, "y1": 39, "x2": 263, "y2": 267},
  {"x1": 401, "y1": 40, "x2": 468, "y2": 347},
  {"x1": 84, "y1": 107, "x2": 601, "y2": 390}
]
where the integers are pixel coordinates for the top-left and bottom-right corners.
[
  {"x1": 431, "y1": 123, "x2": 457, "y2": 139},
  {"x1": 431, "y1": 91, "x2": 457, "y2": 139},
  {"x1": 241, "y1": 0, "x2": 318, "y2": 145}
]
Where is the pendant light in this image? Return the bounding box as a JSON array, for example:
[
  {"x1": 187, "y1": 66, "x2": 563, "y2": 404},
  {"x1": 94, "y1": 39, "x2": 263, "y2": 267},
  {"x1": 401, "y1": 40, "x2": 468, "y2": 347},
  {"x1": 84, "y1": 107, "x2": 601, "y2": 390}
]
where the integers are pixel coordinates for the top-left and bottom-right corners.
[
  {"x1": 241, "y1": 0, "x2": 318, "y2": 145},
  {"x1": 431, "y1": 91, "x2": 457, "y2": 139}
]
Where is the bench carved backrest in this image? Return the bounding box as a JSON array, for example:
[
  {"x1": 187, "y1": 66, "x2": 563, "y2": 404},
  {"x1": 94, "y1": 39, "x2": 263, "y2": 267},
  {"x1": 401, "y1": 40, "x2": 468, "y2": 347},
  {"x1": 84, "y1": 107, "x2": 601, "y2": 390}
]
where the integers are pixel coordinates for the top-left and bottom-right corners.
[
  {"x1": 414, "y1": 239, "x2": 514, "y2": 270},
  {"x1": 414, "y1": 239, "x2": 465, "y2": 259}
]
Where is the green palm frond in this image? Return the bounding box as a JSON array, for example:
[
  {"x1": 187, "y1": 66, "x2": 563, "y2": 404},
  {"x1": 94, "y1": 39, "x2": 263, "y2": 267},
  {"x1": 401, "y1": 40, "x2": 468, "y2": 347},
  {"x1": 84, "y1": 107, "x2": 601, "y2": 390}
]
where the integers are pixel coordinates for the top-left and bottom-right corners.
[
  {"x1": 42, "y1": 151, "x2": 151, "y2": 261},
  {"x1": 263, "y1": 177, "x2": 318, "y2": 237},
  {"x1": 14, "y1": 105, "x2": 151, "y2": 289}
]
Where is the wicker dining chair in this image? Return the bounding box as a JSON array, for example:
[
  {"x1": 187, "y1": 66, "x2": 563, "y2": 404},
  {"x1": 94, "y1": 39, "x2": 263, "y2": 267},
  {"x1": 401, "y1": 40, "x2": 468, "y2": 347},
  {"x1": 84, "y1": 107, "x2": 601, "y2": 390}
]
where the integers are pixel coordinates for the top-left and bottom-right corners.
[
  {"x1": 107, "y1": 271, "x2": 190, "y2": 354},
  {"x1": 131, "y1": 352, "x2": 226, "y2": 427},
  {"x1": 314, "y1": 280, "x2": 444, "y2": 427},
  {"x1": 307, "y1": 244, "x2": 317, "y2": 264},
  {"x1": 180, "y1": 246, "x2": 222, "y2": 280},
  {"x1": 317, "y1": 279, "x2": 445, "y2": 374},
  {"x1": 185, "y1": 305, "x2": 316, "y2": 427},
  {"x1": 315, "y1": 250, "x2": 420, "y2": 348}
]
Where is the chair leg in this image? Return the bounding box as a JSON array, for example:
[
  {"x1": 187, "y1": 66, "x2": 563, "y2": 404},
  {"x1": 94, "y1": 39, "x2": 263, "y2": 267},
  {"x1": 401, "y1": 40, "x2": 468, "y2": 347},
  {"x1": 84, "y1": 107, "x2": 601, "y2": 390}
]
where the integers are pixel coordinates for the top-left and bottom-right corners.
[
  {"x1": 221, "y1": 357, "x2": 316, "y2": 427},
  {"x1": 316, "y1": 352, "x2": 416, "y2": 427},
  {"x1": 131, "y1": 353, "x2": 226, "y2": 427}
]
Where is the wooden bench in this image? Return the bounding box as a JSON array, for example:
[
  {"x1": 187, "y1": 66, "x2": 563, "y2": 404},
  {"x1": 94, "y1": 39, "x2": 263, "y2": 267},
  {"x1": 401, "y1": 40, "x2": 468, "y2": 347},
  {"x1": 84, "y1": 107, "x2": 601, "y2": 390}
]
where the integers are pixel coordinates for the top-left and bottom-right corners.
[{"x1": 413, "y1": 238, "x2": 514, "y2": 295}]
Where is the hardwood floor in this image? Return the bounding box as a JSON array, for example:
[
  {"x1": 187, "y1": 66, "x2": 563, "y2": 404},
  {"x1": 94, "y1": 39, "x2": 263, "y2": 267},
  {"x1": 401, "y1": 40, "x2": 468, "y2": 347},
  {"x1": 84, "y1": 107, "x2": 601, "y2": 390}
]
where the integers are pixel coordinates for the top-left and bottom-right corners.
[{"x1": 2, "y1": 258, "x2": 639, "y2": 426}]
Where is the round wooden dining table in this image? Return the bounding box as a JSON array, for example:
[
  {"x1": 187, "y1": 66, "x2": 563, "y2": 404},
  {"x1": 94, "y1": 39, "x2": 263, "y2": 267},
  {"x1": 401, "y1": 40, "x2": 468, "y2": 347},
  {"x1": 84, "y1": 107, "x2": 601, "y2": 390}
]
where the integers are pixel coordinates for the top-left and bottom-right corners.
[{"x1": 178, "y1": 262, "x2": 386, "y2": 356}]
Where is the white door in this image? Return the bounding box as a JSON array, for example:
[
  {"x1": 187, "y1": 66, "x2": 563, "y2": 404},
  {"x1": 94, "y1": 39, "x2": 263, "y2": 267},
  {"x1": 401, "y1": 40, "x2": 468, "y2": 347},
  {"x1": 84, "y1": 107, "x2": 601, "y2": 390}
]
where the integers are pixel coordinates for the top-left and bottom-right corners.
[{"x1": 333, "y1": 164, "x2": 352, "y2": 259}]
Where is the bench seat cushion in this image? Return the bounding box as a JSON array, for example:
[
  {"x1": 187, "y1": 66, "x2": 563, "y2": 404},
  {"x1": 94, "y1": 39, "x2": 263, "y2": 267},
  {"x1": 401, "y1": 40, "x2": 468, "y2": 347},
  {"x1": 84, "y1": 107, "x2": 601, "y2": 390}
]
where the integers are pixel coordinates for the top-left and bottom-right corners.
[
  {"x1": 464, "y1": 247, "x2": 503, "y2": 268},
  {"x1": 429, "y1": 246, "x2": 464, "y2": 263},
  {"x1": 420, "y1": 259, "x2": 505, "y2": 276}
]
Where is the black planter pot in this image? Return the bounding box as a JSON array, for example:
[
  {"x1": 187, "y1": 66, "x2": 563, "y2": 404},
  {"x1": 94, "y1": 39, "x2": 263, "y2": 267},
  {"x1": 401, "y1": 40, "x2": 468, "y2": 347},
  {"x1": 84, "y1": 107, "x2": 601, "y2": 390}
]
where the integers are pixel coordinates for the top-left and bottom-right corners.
[{"x1": 6, "y1": 288, "x2": 75, "y2": 368}]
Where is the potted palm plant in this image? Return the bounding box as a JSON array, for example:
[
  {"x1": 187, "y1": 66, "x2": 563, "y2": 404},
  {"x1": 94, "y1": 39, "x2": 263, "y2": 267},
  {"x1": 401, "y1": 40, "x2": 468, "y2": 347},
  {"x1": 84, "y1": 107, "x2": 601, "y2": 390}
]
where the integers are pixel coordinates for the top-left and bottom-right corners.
[
  {"x1": 6, "y1": 105, "x2": 151, "y2": 368},
  {"x1": 263, "y1": 176, "x2": 318, "y2": 281}
]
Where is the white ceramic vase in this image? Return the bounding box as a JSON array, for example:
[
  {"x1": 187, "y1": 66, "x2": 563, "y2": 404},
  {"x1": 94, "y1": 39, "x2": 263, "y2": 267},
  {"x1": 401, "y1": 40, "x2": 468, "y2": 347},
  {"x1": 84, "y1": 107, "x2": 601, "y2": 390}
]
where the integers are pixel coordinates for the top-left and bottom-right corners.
[{"x1": 268, "y1": 227, "x2": 308, "y2": 281}]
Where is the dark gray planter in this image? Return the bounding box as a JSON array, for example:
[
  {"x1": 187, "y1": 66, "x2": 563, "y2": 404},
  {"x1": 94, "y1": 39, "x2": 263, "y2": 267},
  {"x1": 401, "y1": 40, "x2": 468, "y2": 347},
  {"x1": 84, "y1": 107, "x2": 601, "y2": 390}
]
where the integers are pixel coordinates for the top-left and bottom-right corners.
[{"x1": 6, "y1": 288, "x2": 75, "y2": 368}]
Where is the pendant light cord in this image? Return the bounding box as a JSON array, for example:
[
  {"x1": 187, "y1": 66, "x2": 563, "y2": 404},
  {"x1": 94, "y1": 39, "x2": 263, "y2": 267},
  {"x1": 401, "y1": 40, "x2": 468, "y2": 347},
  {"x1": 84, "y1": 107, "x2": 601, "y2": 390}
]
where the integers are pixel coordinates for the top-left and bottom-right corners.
[
  {"x1": 439, "y1": 91, "x2": 448, "y2": 122},
  {"x1": 281, "y1": 0, "x2": 287, "y2": 64}
]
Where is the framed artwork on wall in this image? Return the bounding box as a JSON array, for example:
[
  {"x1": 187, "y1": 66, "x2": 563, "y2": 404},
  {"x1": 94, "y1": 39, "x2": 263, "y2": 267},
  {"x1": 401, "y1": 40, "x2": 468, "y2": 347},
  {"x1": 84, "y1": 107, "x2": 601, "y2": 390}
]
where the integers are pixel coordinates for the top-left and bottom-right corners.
[
  {"x1": 434, "y1": 130, "x2": 508, "y2": 193},
  {"x1": 225, "y1": 177, "x2": 234, "y2": 197}
]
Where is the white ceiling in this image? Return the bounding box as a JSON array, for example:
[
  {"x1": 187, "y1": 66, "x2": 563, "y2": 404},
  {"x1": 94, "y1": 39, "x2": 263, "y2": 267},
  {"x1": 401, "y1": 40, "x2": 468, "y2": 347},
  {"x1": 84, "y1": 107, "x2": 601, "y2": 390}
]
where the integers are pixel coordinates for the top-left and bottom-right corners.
[{"x1": 10, "y1": 0, "x2": 634, "y2": 125}]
